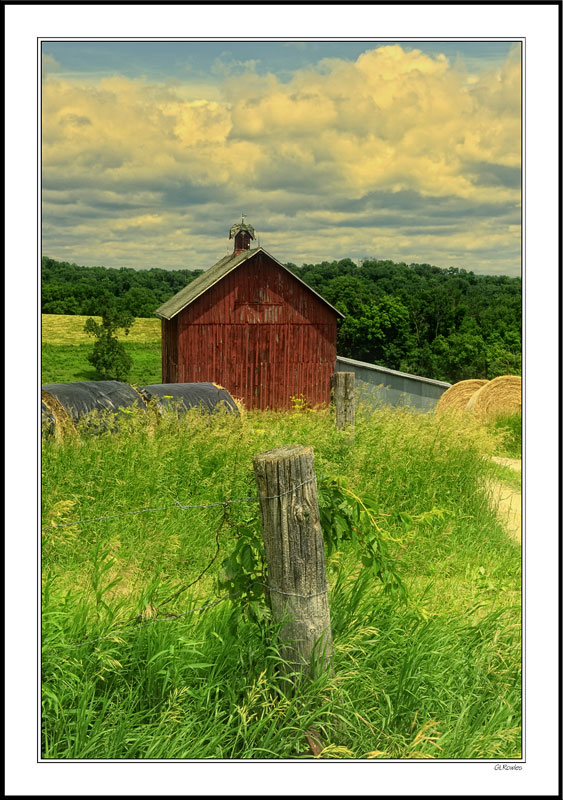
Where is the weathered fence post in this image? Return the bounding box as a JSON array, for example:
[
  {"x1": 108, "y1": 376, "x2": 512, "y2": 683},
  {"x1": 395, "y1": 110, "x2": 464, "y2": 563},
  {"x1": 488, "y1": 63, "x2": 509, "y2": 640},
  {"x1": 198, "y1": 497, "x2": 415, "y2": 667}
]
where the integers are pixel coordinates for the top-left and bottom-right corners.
[
  {"x1": 331, "y1": 371, "x2": 355, "y2": 430},
  {"x1": 253, "y1": 444, "x2": 333, "y2": 678}
]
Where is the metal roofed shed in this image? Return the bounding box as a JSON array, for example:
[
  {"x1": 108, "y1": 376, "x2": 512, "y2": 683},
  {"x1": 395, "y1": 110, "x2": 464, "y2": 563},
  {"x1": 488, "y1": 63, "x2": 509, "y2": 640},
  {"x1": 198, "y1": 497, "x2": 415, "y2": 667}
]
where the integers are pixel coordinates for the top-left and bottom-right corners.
[{"x1": 335, "y1": 356, "x2": 451, "y2": 412}]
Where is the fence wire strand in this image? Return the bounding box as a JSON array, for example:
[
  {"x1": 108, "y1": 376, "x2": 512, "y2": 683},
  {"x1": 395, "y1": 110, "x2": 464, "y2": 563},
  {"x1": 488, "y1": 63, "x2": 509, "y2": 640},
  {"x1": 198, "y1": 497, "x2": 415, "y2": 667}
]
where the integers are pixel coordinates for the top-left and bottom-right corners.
[
  {"x1": 41, "y1": 477, "x2": 316, "y2": 529},
  {"x1": 42, "y1": 475, "x2": 323, "y2": 654}
]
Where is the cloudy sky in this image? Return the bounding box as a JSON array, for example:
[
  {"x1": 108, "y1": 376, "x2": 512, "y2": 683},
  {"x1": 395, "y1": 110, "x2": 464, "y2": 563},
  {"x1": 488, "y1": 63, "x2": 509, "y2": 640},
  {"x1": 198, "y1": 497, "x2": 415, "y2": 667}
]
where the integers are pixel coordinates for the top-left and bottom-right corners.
[{"x1": 41, "y1": 40, "x2": 521, "y2": 276}]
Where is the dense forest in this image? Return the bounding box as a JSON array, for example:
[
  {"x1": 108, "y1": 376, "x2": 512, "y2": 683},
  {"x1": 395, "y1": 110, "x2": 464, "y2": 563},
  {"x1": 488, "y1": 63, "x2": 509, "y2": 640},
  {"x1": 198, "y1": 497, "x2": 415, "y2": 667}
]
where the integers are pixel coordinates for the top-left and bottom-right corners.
[{"x1": 41, "y1": 256, "x2": 521, "y2": 384}]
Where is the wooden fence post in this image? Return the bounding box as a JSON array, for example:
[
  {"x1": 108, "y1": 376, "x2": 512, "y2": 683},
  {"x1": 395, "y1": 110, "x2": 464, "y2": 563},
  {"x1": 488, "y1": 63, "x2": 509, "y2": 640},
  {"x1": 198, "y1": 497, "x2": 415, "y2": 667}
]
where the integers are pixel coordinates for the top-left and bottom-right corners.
[
  {"x1": 331, "y1": 371, "x2": 355, "y2": 430},
  {"x1": 253, "y1": 444, "x2": 333, "y2": 678}
]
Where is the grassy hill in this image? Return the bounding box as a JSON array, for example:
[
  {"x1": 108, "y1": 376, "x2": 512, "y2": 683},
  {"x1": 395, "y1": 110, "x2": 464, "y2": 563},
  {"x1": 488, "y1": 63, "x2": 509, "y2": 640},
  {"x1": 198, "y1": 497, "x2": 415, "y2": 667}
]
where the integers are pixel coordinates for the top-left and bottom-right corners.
[{"x1": 42, "y1": 314, "x2": 161, "y2": 384}]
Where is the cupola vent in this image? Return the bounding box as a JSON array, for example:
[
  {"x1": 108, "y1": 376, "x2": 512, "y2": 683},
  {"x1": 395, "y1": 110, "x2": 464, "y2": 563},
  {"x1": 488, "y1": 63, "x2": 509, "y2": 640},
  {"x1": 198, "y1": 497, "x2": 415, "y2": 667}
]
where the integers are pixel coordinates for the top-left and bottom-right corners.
[{"x1": 229, "y1": 216, "x2": 256, "y2": 255}]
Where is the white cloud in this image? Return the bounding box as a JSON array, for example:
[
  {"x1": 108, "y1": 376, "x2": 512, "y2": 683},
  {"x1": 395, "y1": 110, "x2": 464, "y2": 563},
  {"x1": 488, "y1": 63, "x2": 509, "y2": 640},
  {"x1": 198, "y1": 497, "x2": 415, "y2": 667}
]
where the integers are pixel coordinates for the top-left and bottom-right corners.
[{"x1": 41, "y1": 44, "x2": 521, "y2": 274}]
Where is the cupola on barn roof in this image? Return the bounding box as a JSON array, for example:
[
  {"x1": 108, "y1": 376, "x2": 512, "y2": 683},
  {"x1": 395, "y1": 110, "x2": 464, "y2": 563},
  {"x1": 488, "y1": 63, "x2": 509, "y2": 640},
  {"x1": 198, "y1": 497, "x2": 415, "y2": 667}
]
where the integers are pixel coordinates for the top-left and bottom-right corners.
[
  {"x1": 229, "y1": 216, "x2": 255, "y2": 241},
  {"x1": 155, "y1": 221, "x2": 344, "y2": 321},
  {"x1": 229, "y1": 215, "x2": 256, "y2": 257}
]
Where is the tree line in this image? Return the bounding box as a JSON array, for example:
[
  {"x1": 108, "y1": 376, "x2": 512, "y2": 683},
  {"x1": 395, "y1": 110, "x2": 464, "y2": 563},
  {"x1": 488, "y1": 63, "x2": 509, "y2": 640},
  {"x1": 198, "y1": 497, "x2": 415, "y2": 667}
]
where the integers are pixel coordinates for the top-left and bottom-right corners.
[
  {"x1": 42, "y1": 256, "x2": 521, "y2": 384},
  {"x1": 41, "y1": 257, "x2": 203, "y2": 318}
]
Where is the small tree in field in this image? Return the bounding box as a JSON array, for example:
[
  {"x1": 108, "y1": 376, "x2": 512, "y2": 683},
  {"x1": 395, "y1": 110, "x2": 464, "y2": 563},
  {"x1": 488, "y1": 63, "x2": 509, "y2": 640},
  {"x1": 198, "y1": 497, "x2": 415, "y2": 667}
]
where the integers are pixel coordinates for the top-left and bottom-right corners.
[{"x1": 84, "y1": 305, "x2": 135, "y2": 381}]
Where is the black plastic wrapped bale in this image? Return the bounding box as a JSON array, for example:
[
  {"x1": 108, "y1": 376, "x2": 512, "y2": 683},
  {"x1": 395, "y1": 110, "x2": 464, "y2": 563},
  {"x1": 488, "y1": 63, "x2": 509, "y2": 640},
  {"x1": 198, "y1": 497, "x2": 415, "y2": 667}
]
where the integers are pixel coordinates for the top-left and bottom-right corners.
[
  {"x1": 41, "y1": 401, "x2": 56, "y2": 434},
  {"x1": 42, "y1": 381, "x2": 147, "y2": 429},
  {"x1": 138, "y1": 383, "x2": 239, "y2": 416}
]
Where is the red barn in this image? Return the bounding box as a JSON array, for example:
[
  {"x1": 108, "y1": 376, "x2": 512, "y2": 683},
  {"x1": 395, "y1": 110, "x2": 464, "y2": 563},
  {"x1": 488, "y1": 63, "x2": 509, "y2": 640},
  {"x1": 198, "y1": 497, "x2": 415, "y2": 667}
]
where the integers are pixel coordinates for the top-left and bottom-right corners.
[{"x1": 154, "y1": 220, "x2": 344, "y2": 409}]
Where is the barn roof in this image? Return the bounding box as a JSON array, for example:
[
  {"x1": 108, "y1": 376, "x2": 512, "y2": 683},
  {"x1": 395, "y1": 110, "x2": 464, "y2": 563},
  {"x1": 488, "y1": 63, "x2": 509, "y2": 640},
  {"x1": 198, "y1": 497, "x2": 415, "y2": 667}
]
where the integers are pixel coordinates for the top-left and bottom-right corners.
[{"x1": 154, "y1": 247, "x2": 345, "y2": 320}]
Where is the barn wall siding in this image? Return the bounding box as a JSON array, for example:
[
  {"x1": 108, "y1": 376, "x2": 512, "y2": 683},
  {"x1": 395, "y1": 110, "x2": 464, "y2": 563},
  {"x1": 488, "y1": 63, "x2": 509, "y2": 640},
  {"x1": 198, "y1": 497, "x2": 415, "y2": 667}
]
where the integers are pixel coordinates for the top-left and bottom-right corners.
[
  {"x1": 162, "y1": 317, "x2": 178, "y2": 383},
  {"x1": 163, "y1": 253, "x2": 338, "y2": 409}
]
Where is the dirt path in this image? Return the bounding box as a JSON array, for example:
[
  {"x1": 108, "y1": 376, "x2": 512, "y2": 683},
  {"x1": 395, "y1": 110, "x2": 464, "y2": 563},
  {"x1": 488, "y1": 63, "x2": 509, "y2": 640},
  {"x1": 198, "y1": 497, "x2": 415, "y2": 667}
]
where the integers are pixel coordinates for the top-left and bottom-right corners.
[
  {"x1": 486, "y1": 458, "x2": 522, "y2": 544},
  {"x1": 490, "y1": 456, "x2": 522, "y2": 472}
]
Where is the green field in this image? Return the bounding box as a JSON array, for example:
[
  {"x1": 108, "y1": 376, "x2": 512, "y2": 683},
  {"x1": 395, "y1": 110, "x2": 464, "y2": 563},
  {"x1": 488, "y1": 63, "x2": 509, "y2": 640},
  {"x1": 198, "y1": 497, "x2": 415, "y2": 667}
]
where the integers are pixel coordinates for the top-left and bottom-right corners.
[
  {"x1": 41, "y1": 403, "x2": 521, "y2": 760},
  {"x1": 41, "y1": 314, "x2": 162, "y2": 384}
]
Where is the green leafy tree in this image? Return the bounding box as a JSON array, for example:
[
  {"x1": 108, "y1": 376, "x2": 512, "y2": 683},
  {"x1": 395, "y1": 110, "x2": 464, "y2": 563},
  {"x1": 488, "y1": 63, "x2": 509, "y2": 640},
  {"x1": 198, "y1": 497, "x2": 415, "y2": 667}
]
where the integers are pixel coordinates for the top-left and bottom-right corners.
[
  {"x1": 338, "y1": 295, "x2": 414, "y2": 368},
  {"x1": 484, "y1": 333, "x2": 522, "y2": 379},
  {"x1": 122, "y1": 287, "x2": 160, "y2": 318},
  {"x1": 84, "y1": 305, "x2": 135, "y2": 381},
  {"x1": 321, "y1": 274, "x2": 375, "y2": 316},
  {"x1": 429, "y1": 331, "x2": 487, "y2": 383}
]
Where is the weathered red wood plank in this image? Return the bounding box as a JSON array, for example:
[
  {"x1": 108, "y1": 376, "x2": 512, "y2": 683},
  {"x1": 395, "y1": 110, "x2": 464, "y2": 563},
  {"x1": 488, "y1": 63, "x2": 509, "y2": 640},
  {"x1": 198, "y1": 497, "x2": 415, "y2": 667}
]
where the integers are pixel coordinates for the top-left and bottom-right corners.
[{"x1": 166, "y1": 251, "x2": 338, "y2": 408}]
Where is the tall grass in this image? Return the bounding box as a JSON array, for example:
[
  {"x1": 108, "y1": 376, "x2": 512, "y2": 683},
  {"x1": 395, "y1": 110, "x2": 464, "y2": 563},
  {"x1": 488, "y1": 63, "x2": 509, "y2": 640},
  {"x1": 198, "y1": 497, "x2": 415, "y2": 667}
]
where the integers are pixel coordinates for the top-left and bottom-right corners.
[
  {"x1": 489, "y1": 413, "x2": 522, "y2": 459},
  {"x1": 41, "y1": 404, "x2": 521, "y2": 759}
]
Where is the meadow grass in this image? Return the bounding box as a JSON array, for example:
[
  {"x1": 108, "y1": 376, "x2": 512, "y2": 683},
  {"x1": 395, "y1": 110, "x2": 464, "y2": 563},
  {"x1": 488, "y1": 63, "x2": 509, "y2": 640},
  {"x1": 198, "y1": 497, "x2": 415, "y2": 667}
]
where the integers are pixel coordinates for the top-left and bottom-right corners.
[
  {"x1": 489, "y1": 413, "x2": 522, "y2": 459},
  {"x1": 41, "y1": 404, "x2": 521, "y2": 759},
  {"x1": 41, "y1": 314, "x2": 161, "y2": 384},
  {"x1": 42, "y1": 314, "x2": 161, "y2": 345}
]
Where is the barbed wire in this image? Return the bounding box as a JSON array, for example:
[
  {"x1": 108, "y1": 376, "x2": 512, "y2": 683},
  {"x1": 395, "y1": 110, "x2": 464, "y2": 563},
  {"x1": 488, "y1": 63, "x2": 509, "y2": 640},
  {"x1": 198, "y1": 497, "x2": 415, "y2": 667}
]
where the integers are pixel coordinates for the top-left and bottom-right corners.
[
  {"x1": 41, "y1": 477, "x2": 317, "y2": 530},
  {"x1": 262, "y1": 477, "x2": 317, "y2": 499},
  {"x1": 42, "y1": 476, "x2": 323, "y2": 654},
  {"x1": 258, "y1": 582, "x2": 329, "y2": 599},
  {"x1": 41, "y1": 497, "x2": 254, "y2": 530}
]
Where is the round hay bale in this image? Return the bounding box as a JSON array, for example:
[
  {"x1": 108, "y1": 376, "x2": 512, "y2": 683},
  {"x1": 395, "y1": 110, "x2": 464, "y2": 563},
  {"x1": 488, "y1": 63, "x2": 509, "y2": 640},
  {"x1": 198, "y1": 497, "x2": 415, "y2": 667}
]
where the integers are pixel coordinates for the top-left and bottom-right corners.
[
  {"x1": 230, "y1": 396, "x2": 246, "y2": 417},
  {"x1": 41, "y1": 389, "x2": 74, "y2": 431},
  {"x1": 465, "y1": 375, "x2": 522, "y2": 421},
  {"x1": 435, "y1": 379, "x2": 489, "y2": 415},
  {"x1": 41, "y1": 400, "x2": 57, "y2": 434},
  {"x1": 42, "y1": 381, "x2": 146, "y2": 429},
  {"x1": 137, "y1": 383, "x2": 240, "y2": 416}
]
